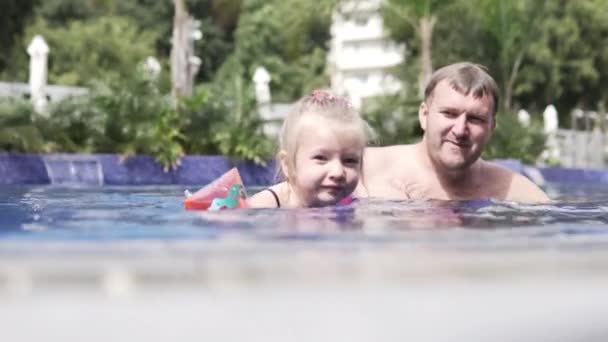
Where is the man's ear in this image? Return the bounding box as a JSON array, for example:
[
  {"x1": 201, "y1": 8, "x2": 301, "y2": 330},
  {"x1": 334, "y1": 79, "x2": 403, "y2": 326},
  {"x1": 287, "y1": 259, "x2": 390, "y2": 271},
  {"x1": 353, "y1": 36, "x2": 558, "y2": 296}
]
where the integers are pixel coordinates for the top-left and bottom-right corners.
[
  {"x1": 278, "y1": 150, "x2": 291, "y2": 180},
  {"x1": 418, "y1": 102, "x2": 429, "y2": 131}
]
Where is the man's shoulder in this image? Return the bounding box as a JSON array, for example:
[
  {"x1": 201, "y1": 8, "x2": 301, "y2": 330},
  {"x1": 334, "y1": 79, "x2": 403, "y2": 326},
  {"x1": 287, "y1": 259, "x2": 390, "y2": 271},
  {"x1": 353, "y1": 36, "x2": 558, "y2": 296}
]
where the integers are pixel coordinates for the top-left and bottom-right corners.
[
  {"x1": 482, "y1": 161, "x2": 517, "y2": 176},
  {"x1": 364, "y1": 144, "x2": 416, "y2": 164},
  {"x1": 364, "y1": 144, "x2": 419, "y2": 179},
  {"x1": 482, "y1": 161, "x2": 550, "y2": 203},
  {"x1": 359, "y1": 144, "x2": 419, "y2": 199}
]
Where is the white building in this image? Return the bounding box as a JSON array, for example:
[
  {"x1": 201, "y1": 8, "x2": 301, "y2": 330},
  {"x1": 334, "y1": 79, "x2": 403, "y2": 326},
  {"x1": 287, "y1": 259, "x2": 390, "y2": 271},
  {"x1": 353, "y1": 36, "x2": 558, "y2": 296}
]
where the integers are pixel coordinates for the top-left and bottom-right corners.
[{"x1": 327, "y1": 0, "x2": 405, "y2": 109}]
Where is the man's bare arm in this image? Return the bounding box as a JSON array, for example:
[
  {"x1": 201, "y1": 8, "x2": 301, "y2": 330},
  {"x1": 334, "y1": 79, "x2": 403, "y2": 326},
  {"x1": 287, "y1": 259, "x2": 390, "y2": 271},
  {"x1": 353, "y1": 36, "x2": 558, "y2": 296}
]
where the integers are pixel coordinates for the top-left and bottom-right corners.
[{"x1": 506, "y1": 173, "x2": 551, "y2": 203}]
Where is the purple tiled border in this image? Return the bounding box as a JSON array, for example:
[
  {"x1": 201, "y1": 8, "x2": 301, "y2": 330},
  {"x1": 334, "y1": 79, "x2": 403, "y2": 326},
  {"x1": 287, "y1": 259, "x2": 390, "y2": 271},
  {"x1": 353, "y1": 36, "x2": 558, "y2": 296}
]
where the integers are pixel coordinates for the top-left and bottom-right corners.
[
  {"x1": 537, "y1": 167, "x2": 608, "y2": 184},
  {"x1": 0, "y1": 153, "x2": 275, "y2": 186},
  {"x1": 0, "y1": 153, "x2": 607, "y2": 186},
  {"x1": 0, "y1": 153, "x2": 50, "y2": 184}
]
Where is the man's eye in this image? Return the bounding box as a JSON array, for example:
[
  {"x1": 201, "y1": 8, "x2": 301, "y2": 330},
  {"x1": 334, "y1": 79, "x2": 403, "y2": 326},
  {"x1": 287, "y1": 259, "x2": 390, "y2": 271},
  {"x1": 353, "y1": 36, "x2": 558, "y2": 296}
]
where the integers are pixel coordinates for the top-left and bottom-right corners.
[
  {"x1": 442, "y1": 111, "x2": 458, "y2": 118},
  {"x1": 469, "y1": 117, "x2": 485, "y2": 124},
  {"x1": 343, "y1": 157, "x2": 360, "y2": 165}
]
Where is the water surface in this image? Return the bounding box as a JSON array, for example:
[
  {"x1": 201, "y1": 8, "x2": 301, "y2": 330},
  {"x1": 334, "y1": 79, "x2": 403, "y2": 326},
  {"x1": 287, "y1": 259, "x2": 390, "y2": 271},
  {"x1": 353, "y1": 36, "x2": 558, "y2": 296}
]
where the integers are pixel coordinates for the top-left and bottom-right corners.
[{"x1": 1, "y1": 183, "x2": 607, "y2": 248}]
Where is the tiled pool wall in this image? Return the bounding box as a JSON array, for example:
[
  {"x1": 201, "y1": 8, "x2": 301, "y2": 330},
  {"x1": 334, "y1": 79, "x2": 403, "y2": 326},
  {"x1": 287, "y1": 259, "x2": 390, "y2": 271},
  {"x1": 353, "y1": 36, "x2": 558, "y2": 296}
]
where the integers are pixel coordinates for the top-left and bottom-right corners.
[
  {"x1": 1, "y1": 152, "x2": 607, "y2": 186},
  {"x1": 0, "y1": 153, "x2": 276, "y2": 186}
]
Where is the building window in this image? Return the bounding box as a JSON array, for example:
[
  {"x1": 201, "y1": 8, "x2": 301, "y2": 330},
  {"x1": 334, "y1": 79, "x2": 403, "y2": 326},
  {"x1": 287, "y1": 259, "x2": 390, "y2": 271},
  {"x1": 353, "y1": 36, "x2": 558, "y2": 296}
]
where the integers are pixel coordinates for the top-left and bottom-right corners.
[
  {"x1": 353, "y1": 14, "x2": 369, "y2": 27},
  {"x1": 352, "y1": 72, "x2": 369, "y2": 84}
]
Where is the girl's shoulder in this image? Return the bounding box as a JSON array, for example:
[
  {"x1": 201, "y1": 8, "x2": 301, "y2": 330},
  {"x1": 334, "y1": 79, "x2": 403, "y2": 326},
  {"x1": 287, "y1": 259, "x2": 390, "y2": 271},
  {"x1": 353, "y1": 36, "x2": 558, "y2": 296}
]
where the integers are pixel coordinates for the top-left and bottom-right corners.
[{"x1": 246, "y1": 183, "x2": 286, "y2": 208}]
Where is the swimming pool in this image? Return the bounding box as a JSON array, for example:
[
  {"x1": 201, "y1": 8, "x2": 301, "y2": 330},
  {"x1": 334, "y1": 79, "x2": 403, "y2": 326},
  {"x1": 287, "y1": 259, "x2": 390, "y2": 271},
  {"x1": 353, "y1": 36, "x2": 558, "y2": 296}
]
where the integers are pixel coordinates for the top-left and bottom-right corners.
[
  {"x1": 2, "y1": 182, "x2": 608, "y2": 240},
  {"x1": 1, "y1": 183, "x2": 608, "y2": 341}
]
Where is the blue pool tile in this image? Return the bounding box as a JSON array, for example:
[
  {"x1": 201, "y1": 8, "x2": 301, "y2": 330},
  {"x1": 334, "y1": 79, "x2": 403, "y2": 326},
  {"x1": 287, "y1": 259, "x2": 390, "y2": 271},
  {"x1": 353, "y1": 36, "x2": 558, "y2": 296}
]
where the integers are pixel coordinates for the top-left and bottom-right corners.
[
  {"x1": 0, "y1": 153, "x2": 50, "y2": 184},
  {"x1": 540, "y1": 167, "x2": 608, "y2": 184},
  {"x1": 3, "y1": 153, "x2": 608, "y2": 186}
]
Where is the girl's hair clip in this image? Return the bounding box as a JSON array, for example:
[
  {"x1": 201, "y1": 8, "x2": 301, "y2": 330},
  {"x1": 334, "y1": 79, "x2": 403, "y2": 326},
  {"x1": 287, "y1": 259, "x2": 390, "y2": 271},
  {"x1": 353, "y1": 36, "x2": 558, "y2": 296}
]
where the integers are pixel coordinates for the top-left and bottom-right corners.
[{"x1": 310, "y1": 89, "x2": 352, "y2": 108}]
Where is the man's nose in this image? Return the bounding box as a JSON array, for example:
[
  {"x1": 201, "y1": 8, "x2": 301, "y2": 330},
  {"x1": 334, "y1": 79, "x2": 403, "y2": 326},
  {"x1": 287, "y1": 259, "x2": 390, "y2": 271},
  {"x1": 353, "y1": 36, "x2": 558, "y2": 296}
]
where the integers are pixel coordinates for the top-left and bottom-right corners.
[{"x1": 452, "y1": 115, "x2": 469, "y2": 137}]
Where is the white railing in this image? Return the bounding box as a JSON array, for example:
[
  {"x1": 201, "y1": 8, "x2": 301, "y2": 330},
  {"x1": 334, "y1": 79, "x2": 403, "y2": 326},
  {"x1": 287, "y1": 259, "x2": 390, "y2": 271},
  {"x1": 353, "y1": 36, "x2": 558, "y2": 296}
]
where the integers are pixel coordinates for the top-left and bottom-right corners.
[
  {"x1": 552, "y1": 110, "x2": 608, "y2": 169},
  {"x1": 0, "y1": 81, "x2": 88, "y2": 103}
]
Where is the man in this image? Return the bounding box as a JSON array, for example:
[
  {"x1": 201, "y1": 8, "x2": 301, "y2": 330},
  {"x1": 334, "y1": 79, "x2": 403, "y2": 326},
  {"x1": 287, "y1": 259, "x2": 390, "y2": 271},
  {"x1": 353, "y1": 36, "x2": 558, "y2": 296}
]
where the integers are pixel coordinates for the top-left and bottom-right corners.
[{"x1": 357, "y1": 62, "x2": 549, "y2": 202}]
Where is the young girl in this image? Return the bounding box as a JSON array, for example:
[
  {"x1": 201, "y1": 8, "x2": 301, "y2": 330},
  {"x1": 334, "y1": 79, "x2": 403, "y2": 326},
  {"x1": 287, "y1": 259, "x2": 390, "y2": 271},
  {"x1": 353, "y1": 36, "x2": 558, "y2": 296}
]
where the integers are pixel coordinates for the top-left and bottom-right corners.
[{"x1": 247, "y1": 89, "x2": 373, "y2": 208}]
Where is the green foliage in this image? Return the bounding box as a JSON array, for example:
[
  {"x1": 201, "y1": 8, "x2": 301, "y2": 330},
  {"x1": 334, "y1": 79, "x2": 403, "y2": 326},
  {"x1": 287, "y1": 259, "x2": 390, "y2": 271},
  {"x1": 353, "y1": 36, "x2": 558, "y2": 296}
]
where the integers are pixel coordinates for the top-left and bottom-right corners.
[
  {"x1": 0, "y1": 71, "x2": 272, "y2": 169},
  {"x1": 0, "y1": 0, "x2": 38, "y2": 75},
  {"x1": 3, "y1": 0, "x2": 608, "y2": 167},
  {"x1": 22, "y1": 16, "x2": 157, "y2": 86},
  {"x1": 382, "y1": 0, "x2": 457, "y2": 96},
  {"x1": 0, "y1": 99, "x2": 46, "y2": 152},
  {"x1": 1, "y1": 0, "x2": 321, "y2": 167},
  {"x1": 28, "y1": 0, "x2": 241, "y2": 84},
  {"x1": 377, "y1": 0, "x2": 608, "y2": 161},
  {"x1": 484, "y1": 112, "x2": 546, "y2": 164},
  {"x1": 182, "y1": 61, "x2": 273, "y2": 165},
  {"x1": 150, "y1": 106, "x2": 186, "y2": 171},
  {"x1": 89, "y1": 74, "x2": 182, "y2": 164},
  {"x1": 382, "y1": 0, "x2": 451, "y2": 34},
  {"x1": 231, "y1": 0, "x2": 335, "y2": 101},
  {"x1": 383, "y1": 0, "x2": 608, "y2": 122},
  {"x1": 467, "y1": 0, "x2": 548, "y2": 111},
  {"x1": 0, "y1": 74, "x2": 185, "y2": 169},
  {"x1": 36, "y1": 97, "x2": 102, "y2": 152},
  {"x1": 33, "y1": 0, "x2": 109, "y2": 22},
  {"x1": 516, "y1": 0, "x2": 608, "y2": 117},
  {"x1": 206, "y1": 80, "x2": 273, "y2": 166},
  {"x1": 362, "y1": 94, "x2": 422, "y2": 146}
]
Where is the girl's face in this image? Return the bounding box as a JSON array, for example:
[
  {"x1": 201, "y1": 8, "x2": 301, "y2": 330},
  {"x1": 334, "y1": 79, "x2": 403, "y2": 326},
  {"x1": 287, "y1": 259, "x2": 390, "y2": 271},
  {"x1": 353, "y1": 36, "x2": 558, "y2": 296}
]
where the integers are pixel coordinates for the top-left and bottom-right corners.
[{"x1": 287, "y1": 118, "x2": 364, "y2": 207}]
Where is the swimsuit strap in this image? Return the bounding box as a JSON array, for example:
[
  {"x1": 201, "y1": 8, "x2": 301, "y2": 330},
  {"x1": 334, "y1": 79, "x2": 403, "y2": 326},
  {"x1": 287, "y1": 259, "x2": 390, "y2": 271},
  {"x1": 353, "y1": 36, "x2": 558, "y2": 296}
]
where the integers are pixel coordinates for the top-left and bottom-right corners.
[
  {"x1": 264, "y1": 188, "x2": 281, "y2": 208},
  {"x1": 338, "y1": 195, "x2": 355, "y2": 206}
]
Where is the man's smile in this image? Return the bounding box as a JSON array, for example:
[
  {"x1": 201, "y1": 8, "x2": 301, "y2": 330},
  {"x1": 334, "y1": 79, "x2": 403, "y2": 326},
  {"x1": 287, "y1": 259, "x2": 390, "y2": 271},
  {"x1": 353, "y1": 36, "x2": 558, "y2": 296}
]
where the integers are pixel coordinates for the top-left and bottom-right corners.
[{"x1": 444, "y1": 139, "x2": 472, "y2": 148}]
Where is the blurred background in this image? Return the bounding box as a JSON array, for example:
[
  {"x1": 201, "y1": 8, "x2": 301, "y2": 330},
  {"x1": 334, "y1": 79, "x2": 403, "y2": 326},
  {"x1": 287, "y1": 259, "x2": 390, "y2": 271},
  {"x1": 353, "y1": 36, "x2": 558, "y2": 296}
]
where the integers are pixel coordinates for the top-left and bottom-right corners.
[
  {"x1": 1, "y1": 0, "x2": 607, "y2": 170},
  {"x1": 2, "y1": 3, "x2": 608, "y2": 340}
]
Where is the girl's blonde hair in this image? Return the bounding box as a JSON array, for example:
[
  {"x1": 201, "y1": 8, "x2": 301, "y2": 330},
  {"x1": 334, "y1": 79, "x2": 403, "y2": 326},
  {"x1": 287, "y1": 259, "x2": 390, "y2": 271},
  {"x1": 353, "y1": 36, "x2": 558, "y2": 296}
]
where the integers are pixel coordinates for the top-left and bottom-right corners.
[{"x1": 277, "y1": 89, "x2": 374, "y2": 181}]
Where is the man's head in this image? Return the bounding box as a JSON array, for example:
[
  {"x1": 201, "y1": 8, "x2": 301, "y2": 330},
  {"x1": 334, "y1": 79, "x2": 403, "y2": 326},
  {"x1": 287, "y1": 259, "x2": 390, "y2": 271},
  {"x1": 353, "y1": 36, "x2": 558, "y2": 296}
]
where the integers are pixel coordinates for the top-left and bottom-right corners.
[
  {"x1": 419, "y1": 62, "x2": 499, "y2": 172},
  {"x1": 424, "y1": 62, "x2": 499, "y2": 115}
]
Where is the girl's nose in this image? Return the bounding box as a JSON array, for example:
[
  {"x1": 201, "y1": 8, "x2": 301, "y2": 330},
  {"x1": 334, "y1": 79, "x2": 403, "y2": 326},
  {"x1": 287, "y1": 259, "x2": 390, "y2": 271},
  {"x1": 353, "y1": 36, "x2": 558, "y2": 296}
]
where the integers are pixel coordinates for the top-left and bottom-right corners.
[{"x1": 328, "y1": 160, "x2": 346, "y2": 180}]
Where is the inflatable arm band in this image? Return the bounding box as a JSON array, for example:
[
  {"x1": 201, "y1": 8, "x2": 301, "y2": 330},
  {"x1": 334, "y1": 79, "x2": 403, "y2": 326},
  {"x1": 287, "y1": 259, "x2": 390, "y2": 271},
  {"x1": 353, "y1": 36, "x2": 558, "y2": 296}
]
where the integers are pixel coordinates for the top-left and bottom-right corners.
[{"x1": 184, "y1": 168, "x2": 248, "y2": 211}]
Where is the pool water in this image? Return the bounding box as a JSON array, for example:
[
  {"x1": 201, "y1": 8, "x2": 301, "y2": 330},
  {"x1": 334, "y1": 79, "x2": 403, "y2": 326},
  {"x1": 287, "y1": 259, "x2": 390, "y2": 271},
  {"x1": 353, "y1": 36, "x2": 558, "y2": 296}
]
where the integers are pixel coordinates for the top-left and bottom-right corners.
[
  {"x1": 1, "y1": 183, "x2": 608, "y2": 341},
  {"x1": 1, "y1": 182, "x2": 608, "y2": 242}
]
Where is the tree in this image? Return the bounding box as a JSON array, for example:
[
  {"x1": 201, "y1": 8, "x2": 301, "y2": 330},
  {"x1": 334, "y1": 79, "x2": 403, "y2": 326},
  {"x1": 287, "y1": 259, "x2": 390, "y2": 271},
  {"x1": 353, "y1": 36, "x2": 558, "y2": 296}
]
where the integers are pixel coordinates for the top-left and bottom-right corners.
[
  {"x1": 227, "y1": 0, "x2": 337, "y2": 102},
  {"x1": 515, "y1": 0, "x2": 608, "y2": 117},
  {"x1": 382, "y1": 0, "x2": 451, "y2": 97},
  {"x1": 170, "y1": 0, "x2": 199, "y2": 100},
  {"x1": 0, "y1": 0, "x2": 38, "y2": 77},
  {"x1": 474, "y1": 0, "x2": 548, "y2": 111},
  {"x1": 14, "y1": 0, "x2": 239, "y2": 84}
]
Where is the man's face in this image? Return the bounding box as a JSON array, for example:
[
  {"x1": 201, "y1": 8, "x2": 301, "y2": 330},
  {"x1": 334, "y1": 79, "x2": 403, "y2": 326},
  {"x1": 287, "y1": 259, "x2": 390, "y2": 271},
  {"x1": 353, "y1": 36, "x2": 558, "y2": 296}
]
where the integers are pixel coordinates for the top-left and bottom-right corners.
[{"x1": 419, "y1": 80, "x2": 496, "y2": 171}]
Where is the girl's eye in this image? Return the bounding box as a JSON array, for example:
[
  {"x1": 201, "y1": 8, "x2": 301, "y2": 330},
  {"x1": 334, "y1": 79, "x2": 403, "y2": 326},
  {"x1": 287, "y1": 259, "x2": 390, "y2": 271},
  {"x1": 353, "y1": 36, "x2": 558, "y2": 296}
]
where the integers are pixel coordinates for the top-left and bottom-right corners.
[{"x1": 313, "y1": 155, "x2": 327, "y2": 161}]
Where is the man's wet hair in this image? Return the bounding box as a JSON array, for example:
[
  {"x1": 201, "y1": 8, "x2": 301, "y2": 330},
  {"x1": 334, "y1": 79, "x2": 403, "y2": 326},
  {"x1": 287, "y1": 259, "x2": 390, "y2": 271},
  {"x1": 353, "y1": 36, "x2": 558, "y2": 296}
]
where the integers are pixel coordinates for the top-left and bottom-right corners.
[{"x1": 424, "y1": 62, "x2": 499, "y2": 115}]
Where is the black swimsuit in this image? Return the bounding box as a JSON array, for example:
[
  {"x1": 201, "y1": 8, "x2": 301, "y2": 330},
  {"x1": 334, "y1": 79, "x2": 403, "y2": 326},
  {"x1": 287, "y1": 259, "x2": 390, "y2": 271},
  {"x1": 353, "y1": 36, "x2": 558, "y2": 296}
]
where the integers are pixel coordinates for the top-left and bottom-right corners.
[
  {"x1": 264, "y1": 188, "x2": 281, "y2": 208},
  {"x1": 262, "y1": 188, "x2": 355, "y2": 207}
]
